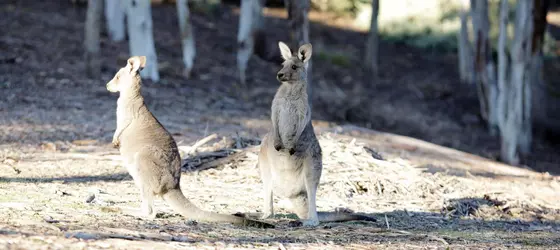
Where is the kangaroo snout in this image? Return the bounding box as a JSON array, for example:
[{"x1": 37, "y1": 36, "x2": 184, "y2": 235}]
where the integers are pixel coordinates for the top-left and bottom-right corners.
[
  {"x1": 106, "y1": 80, "x2": 118, "y2": 92},
  {"x1": 277, "y1": 71, "x2": 290, "y2": 82}
]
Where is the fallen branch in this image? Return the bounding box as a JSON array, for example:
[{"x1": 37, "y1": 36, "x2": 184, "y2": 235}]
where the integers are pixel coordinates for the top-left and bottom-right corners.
[
  {"x1": 178, "y1": 133, "x2": 218, "y2": 156},
  {"x1": 182, "y1": 146, "x2": 259, "y2": 172},
  {"x1": 65, "y1": 228, "x2": 190, "y2": 242},
  {"x1": 194, "y1": 151, "x2": 247, "y2": 172},
  {"x1": 181, "y1": 149, "x2": 233, "y2": 170}
]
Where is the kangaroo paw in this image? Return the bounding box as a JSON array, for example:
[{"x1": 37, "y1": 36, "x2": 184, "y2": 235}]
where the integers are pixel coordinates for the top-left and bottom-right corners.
[
  {"x1": 301, "y1": 219, "x2": 320, "y2": 227},
  {"x1": 274, "y1": 144, "x2": 283, "y2": 151},
  {"x1": 289, "y1": 148, "x2": 296, "y2": 155},
  {"x1": 112, "y1": 140, "x2": 120, "y2": 149}
]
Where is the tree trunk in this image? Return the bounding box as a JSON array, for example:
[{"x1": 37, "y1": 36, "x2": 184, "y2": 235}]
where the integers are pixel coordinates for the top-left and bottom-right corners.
[
  {"x1": 520, "y1": 0, "x2": 549, "y2": 154},
  {"x1": 237, "y1": 0, "x2": 265, "y2": 85},
  {"x1": 457, "y1": 3, "x2": 473, "y2": 85},
  {"x1": 125, "y1": 0, "x2": 159, "y2": 82},
  {"x1": 177, "y1": 0, "x2": 196, "y2": 78},
  {"x1": 365, "y1": 0, "x2": 379, "y2": 81},
  {"x1": 284, "y1": 0, "x2": 312, "y2": 108},
  {"x1": 497, "y1": 0, "x2": 508, "y2": 131},
  {"x1": 104, "y1": 0, "x2": 125, "y2": 41},
  {"x1": 501, "y1": 0, "x2": 533, "y2": 165},
  {"x1": 470, "y1": 0, "x2": 498, "y2": 134},
  {"x1": 84, "y1": 0, "x2": 104, "y2": 78}
]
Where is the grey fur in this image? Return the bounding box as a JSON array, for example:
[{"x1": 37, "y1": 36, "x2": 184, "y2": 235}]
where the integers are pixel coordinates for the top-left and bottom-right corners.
[
  {"x1": 258, "y1": 43, "x2": 376, "y2": 226},
  {"x1": 107, "y1": 56, "x2": 273, "y2": 228},
  {"x1": 272, "y1": 42, "x2": 312, "y2": 155}
]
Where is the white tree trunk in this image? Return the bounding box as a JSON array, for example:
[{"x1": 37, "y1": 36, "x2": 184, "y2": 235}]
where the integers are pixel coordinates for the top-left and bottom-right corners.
[
  {"x1": 125, "y1": 0, "x2": 159, "y2": 82},
  {"x1": 496, "y1": 0, "x2": 508, "y2": 131},
  {"x1": 502, "y1": 0, "x2": 533, "y2": 165},
  {"x1": 177, "y1": 0, "x2": 196, "y2": 78},
  {"x1": 237, "y1": 0, "x2": 265, "y2": 85},
  {"x1": 284, "y1": 0, "x2": 312, "y2": 108},
  {"x1": 104, "y1": 0, "x2": 126, "y2": 41},
  {"x1": 84, "y1": 0, "x2": 103, "y2": 77},
  {"x1": 470, "y1": 0, "x2": 498, "y2": 134},
  {"x1": 457, "y1": 9, "x2": 473, "y2": 84},
  {"x1": 365, "y1": 0, "x2": 379, "y2": 81}
]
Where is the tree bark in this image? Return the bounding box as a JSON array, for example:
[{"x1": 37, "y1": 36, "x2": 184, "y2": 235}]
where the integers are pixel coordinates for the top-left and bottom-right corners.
[
  {"x1": 236, "y1": 0, "x2": 266, "y2": 85},
  {"x1": 104, "y1": 0, "x2": 125, "y2": 41},
  {"x1": 497, "y1": 0, "x2": 508, "y2": 131},
  {"x1": 365, "y1": 0, "x2": 379, "y2": 81},
  {"x1": 284, "y1": 0, "x2": 312, "y2": 108},
  {"x1": 470, "y1": 0, "x2": 498, "y2": 134},
  {"x1": 84, "y1": 0, "x2": 104, "y2": 77},
  {"x1": 457, "y1": 4, "x2": 473, "y2": 85},
  {"x1": 125, "y1": 0, "x2": 159, "y2": 82},
  {"x1": 177, "y1": 0, "x2": 196, "y2": 78},
  {"x1": 502, "y1": 0, "x2": 533, "y2": 165},
  {"x1": 520, "y1": 0, "x2": 549, "y2": 155}
]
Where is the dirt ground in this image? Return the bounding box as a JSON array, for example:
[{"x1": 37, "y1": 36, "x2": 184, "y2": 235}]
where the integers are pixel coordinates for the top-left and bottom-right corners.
[{"x1": 1, "y1": 1, "x2": 559, "y2": 249}]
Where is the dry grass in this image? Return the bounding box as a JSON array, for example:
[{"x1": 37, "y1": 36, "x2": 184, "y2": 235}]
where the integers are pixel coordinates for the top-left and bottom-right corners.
[{"x1": 1, "y1": 131, "x2": 559, "y2": 249}]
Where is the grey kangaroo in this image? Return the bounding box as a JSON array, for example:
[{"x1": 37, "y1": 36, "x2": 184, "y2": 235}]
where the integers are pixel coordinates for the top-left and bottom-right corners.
[
  {"x1": 257, "y1": 42, "x2": 376, "y2": 226},
  {"x1": 107, "y1": 56, "x2": 273, "y2": 228}
]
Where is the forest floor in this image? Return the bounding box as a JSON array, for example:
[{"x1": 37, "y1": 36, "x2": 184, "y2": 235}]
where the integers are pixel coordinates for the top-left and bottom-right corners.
[{"x1": 1, "y1": 1, "x2": 559, "y2": 249}]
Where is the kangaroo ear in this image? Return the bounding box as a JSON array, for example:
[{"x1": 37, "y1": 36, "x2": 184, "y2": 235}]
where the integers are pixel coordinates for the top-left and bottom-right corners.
[
  {"x1": 278, "y1": 41, "x2": 292, "y2": 61},
  {"x1": 127, "y1": 56, "x2": 147, "y2": 74},
  {"x1": 297, "y1": 43, "x2": 312, "y2": 63}
]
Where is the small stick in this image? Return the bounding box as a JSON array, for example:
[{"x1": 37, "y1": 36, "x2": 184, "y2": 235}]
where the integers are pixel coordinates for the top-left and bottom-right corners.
[
  {"x1": 203, "y1": 121, "x2": 209, "y2": 138},
  {"x1": 384, "y1": 214, "x2": 390, "y2": 229},
  {"x1": 376, "y1": 179, "x2": 383, "y2": 195}
]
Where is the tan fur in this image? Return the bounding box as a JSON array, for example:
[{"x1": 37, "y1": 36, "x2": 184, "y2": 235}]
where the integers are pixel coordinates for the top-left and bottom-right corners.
[
  {"x1": 257, "y1": 43, "x2": 376, "y2": 226},
  {"x1": 107, "y1": 56, "x2": 273, "y2": 228}
]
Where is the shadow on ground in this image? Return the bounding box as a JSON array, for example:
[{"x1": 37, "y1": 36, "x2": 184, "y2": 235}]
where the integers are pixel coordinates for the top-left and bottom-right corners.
[
  {"x1": 0, "y1": 173, "x2": 131, "y2": 184},
  {"x1": 1, "y1": 200, "x2": 557, "y2": 247}
]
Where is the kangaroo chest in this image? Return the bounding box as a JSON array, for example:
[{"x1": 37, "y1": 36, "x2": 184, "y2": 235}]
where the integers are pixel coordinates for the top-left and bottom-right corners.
[{"x1": 277, "y1": 98, "x2": 306, "y2": 142}]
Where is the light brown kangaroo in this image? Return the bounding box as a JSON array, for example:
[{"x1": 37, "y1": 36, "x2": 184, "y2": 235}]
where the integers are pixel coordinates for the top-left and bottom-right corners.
[
  {"x1": 107, "y1": 56, "x2": 273, "y2": 228},
  {"x1": 257, "y1": 42, "x2": 376, "y2": 226}
]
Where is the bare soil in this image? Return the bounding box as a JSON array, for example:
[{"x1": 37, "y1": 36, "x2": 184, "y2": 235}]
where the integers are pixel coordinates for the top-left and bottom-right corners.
[{"x1": 1, "y1": 1, "x2": 559, "y2": 249}]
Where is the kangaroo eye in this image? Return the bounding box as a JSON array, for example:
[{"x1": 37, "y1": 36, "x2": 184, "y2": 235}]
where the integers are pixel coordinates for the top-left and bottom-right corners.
[{"x1": 291, "y1": 65, "x2": 297, "y2": 70}]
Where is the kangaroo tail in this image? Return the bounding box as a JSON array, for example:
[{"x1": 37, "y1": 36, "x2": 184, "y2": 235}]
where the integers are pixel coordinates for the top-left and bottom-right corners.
[
  {"x1": 162, "y1": 188, "x2": 274, "y2": 228},
  {"x1": 318, "y1": 211, "x2": 377, "y2": 223}
]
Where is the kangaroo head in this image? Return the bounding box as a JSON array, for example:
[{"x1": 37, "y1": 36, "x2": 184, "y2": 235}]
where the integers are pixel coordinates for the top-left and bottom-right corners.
[
  {"x1": 106, "y1": 56, "x2": 146, "y2": 93},
  {"x1": 276, "y1": 41, "x2": 312, "y2": 83}
]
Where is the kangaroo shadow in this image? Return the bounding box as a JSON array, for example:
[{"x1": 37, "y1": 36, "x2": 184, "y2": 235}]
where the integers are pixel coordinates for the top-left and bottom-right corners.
[{"x1": 214, "y1": 197, "x2": 559, "y2": 245}]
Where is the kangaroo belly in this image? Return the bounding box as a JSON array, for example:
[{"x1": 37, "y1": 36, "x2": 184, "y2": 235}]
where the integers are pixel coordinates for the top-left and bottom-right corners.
[
  {"x1": 271, "y1": 172, "x2": 305, "y2": 198},
  {"x1": 268, "y1": 152, "x2": 306, "y2": 198}
]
